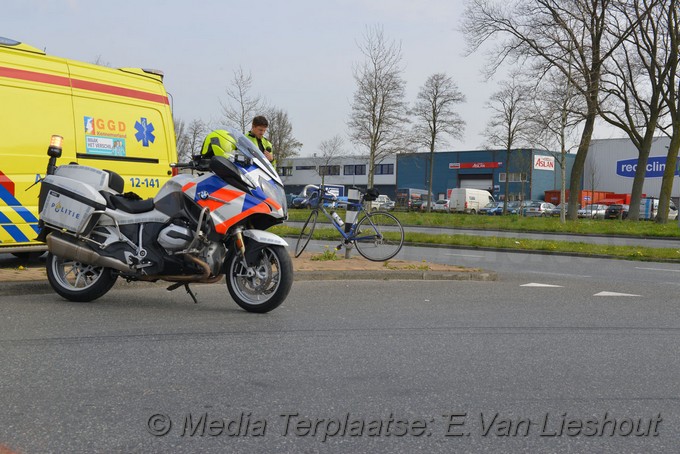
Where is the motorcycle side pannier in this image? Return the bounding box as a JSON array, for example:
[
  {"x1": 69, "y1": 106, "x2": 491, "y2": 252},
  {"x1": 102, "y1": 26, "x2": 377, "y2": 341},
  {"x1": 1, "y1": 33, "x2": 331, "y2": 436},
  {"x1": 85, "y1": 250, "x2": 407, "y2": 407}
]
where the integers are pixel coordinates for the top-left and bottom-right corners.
[{"x1": 39, "y1": 175, "x2": 106, "y2": 234}]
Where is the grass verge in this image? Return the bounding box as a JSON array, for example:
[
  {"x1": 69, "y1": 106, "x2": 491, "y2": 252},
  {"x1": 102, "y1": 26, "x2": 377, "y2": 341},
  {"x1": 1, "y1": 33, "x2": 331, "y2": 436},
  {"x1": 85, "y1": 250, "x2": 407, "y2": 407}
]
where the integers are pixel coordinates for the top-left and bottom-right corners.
[
  {"x1": 286, "y1": 209, "x2": 680, "y2": 238},
  {"x1": 272, "y1": 224, "x2": 680, "y2": 262}
]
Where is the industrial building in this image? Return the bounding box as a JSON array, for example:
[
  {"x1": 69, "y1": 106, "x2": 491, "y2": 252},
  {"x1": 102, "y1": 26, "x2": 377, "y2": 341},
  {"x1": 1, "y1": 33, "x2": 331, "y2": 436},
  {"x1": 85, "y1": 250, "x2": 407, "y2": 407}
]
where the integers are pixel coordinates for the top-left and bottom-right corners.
[
  {"x1": 584, "y1": 137, "x2": 677, "y2": 199},
  {"x1": 396, "y1": 149, "x2": 576, "y2": 202},
  {"x1": 276, "y1": 155, "x2": 397, "y2": 197},
  {"x1": 277, "y1": 137, "x2": 674, "y2": 206}
]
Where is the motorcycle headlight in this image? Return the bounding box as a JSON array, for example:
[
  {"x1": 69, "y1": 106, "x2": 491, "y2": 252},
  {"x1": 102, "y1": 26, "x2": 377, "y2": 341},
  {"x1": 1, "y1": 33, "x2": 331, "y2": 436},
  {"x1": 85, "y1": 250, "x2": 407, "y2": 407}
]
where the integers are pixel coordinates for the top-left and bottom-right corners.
[{"x1": 260, "y1": 177, "x2": 286, "y2": 209}]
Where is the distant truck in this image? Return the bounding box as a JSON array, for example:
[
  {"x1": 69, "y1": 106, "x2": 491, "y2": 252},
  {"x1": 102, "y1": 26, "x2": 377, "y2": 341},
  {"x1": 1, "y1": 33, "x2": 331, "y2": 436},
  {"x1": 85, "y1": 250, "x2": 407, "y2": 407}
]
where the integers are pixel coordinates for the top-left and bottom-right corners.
[
  {"x1": 447, "y1": 188, "x2": 495, "y2": 214},
  {"x1": 395, "y1": 188, "x2": 428, "y2": 210}
]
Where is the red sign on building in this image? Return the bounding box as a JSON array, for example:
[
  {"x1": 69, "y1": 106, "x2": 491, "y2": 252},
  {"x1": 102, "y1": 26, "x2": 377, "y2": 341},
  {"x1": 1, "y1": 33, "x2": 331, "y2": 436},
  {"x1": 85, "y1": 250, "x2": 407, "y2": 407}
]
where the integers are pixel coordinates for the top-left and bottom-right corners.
[{"x1": 449, "y1": 162, "x2": 502, "y2": 169}]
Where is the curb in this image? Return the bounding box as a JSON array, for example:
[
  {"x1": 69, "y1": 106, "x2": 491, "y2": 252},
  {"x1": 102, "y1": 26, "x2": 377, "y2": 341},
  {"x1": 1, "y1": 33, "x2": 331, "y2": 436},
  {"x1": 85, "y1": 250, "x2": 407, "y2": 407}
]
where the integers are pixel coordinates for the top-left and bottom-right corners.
[{"x1": 294, "y1": 269, "x2": 497, "y2": 281}]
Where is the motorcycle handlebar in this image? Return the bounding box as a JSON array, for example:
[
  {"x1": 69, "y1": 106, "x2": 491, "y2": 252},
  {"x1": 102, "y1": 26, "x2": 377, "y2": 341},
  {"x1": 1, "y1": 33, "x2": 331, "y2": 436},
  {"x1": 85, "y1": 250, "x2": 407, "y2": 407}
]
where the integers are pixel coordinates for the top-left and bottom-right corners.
[{"x1": 171, "y1": 159, "x2": 211, "y2": 171}]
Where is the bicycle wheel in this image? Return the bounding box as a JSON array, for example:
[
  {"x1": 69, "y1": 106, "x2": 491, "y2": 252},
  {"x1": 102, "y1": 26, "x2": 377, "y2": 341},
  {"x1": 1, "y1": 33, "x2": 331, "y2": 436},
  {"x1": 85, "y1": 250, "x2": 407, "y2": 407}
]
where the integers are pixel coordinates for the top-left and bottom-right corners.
[
  {"x1": 294, "y1": 210, "x2": 318, "y2": 257},
  {"x1": 354, "y1": 211, "x2": 404, "y2": 261}
]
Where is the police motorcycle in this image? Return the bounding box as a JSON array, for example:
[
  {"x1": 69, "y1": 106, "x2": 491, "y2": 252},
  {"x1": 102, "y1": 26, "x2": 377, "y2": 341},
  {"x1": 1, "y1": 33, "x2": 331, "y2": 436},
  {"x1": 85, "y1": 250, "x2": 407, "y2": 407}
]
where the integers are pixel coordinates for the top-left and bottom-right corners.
[{"x1": 36, "y1": 130, "x2": 292, "y2": 313}]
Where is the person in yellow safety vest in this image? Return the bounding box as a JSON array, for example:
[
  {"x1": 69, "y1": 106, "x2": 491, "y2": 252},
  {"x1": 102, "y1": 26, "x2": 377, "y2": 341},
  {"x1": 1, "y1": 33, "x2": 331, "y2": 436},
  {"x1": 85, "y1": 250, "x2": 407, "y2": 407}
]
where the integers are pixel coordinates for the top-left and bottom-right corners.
[
  {"x1": 247, "y1": 116, "x2": 276, "y2": 167},
  {"x1": 200, "y1": 129, "x2": 237, "y2": 158}
]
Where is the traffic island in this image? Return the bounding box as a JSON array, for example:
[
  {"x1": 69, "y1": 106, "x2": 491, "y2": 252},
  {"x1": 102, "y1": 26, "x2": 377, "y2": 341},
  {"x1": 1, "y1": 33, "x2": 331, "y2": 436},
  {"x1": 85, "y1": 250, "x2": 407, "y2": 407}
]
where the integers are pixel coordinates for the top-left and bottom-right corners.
[{"x1": 292, "y1": 252, "x2": 497, "y2": 281}]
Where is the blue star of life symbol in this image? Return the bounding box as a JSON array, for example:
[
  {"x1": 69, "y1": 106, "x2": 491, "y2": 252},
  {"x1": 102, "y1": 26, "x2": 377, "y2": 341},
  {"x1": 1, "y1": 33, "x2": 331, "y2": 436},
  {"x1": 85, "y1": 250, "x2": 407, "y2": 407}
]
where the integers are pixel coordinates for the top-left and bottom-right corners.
[{"x1": 134, "y1": 117, "x2": 155, "y2": 147}]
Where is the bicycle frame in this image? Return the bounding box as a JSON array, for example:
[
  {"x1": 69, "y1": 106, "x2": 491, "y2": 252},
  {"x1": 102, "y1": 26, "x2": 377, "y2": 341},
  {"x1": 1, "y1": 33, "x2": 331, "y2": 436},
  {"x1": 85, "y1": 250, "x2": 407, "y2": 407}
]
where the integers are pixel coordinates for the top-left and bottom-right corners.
[
  {"x1": 295, "y1": 185, "x2": 404, "y2": 261},
  {"x1": 310, "y1": 186, "x2": 382, "y2": 243}
]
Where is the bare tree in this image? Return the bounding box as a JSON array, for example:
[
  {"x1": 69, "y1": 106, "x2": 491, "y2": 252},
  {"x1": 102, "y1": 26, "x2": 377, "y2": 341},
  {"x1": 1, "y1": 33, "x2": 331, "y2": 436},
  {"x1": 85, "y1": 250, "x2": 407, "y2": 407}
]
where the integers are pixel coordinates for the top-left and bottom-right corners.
[
  {"x1": 174, "y1": 117, "x2": 187, "y2": 160},
  {"x1": 220, "y1": 67, "x2": 266, "y2": 133},
  {"x1": 266, "y1": 108, "x2": 303, "y2": 162},
  {"x1": 348, "y1": 25, "x2": 408, "y2": 189},
  {"x1": 527, "y1": 69, "x2": 584, "y2": 222},
  {"x1": 656, "y1": 0, "x2": 679, "y2": 223},
  {"x1": 175, "y1": 118, "x2": 208, "y2": 162},
  {"x1": 313, "y1": 135, "x2": 345, "y2": 186},
  {"x1": 412, "y1": 73, "x2": 466, "y2": 212},
  {"x1": 482, "y1": 75, "x2": 533, "y2": 213},
  {"x1": 463, "y1": 0, "x2": 636, "y2": 220},
  {"x1": 599, "y1": 0, "x2": 671, "y2": 221}
]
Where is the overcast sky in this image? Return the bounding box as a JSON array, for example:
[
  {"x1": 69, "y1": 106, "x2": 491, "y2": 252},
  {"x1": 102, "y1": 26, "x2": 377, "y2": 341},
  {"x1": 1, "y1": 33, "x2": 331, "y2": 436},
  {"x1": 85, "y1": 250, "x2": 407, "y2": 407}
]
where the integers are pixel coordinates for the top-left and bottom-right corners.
[{"x1": 5, "y1": 0, "x2": 624, "y2": 157}]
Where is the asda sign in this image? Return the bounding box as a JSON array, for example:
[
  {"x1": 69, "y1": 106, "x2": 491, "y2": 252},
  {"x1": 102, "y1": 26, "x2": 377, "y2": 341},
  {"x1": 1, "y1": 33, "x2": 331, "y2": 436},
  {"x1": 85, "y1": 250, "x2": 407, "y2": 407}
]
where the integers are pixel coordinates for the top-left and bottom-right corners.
[{"x1": 616, "y1": 156, "x2": 679, "y2": 178}]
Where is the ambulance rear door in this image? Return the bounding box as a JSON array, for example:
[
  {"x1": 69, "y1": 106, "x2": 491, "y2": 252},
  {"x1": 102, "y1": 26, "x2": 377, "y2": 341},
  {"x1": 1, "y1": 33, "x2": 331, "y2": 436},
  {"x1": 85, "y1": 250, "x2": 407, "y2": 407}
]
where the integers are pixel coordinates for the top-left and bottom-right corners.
[{"x1": 0, "y1": 41, "x2": 76, "y2": 248}]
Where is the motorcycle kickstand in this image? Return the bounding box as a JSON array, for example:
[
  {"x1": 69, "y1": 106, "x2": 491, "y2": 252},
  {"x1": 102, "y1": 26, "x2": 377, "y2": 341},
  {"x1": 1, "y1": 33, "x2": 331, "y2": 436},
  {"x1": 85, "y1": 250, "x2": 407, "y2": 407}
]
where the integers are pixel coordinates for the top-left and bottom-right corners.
[{"x1": 166, "y1": 282, "x2": 199, "y2": 304}]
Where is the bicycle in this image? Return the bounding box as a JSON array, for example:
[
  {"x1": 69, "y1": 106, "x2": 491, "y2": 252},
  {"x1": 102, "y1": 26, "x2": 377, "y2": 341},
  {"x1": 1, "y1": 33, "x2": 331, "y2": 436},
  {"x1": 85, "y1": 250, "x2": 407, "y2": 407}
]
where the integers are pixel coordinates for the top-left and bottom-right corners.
[{"x1": 294, "y1": 186, "x2": 405, "y2": 261}]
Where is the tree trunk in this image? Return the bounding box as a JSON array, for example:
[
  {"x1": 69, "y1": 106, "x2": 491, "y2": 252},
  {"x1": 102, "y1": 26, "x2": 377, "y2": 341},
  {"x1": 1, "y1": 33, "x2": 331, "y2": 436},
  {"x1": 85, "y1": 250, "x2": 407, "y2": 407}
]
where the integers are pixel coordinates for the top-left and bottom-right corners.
[
  {"x1": 627, "y1": 135, "x2": 655, "y2": 221},
  {"x1": 503, "y1": 149, "x2": 511, "y2": 214},
  {"x1": 427, "y1": 144, "x2": 435, "y2": 213},
  {"x1": 567, "y1": 108, "x2": 597, "y2": 220},
  {"x1": 560, "y1": 152, "x2": 567, "y2": 224},
  {"x1": 658, "y1": 128, "x2": 680, "y2": 223}
]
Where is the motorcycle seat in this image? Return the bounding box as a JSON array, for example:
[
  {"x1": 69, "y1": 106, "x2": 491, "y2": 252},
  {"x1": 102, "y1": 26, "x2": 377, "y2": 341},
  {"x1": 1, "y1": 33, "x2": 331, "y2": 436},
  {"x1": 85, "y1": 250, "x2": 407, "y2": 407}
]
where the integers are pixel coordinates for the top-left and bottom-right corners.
[
  {"x1": 100, "y1": 191, "x2": 155, "y2": 214},
  {"x1": 111, "y1": 195, "x2": 155, "y2": 214}
]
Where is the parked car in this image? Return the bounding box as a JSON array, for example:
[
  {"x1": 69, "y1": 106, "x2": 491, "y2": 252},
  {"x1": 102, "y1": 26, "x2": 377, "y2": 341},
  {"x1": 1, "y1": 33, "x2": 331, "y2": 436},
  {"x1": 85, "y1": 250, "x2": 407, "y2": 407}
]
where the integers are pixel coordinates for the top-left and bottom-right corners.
[
  {"x1": 487, "y1": 201, "x2": 521, "y2": 215},
  {"x1": 413, "y1": 199, "x2": 433, "y2": 212},
  {"x1": 432, "y1": 199, "x2": 451, "y2": 213},
  {"x1": 578, "y1": 204, "x2": 608, "y2": 219},
  {"x1": 286, "y1": 193, "x2": 298, "y2": 208},
  {"x1": 519, "y1": 200, "x2": 541, "y2": 216},
  {"x1": 370, "y1": 194, "x2": 393, "y2": 211},
  {"x1": 604, "y1": 204, "x2": 629, "y2": 220},
  {"x1": 524, "y1": 201, "x2": 556, "y2": 217},
  {"x1": 382, "y1": 200, "x2": 396, "y2": 211},
  {"x1": 548, "y1": 203, "x2": 580, "y2": 217},
  {"x1": 291, "y1": 184, "x2": 337, "y2": 209},
  {"x1": 479, "y1": 201, "x2": 503, "y2": 215}
]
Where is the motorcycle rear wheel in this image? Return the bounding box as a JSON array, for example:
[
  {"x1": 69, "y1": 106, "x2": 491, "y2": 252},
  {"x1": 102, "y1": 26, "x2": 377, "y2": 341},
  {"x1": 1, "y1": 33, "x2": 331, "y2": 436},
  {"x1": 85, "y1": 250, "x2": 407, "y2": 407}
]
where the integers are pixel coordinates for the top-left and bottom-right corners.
[
  {"x1": 46, "y1": 253, "x2": 118, "y2": 302},
  {"x1": 226, "y1": 245, "x2": 293, "y2": 313}
]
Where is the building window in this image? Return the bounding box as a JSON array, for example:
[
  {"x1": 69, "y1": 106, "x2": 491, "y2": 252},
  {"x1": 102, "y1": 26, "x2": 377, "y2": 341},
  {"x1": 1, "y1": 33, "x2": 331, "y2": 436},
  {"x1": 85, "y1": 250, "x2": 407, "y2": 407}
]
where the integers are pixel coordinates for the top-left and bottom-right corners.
[
  {"x1": 319, "y1": 165, "x2": 340, "y2": 176},
  {"x1": 277, "y1": 166, "x2": 293, "y2": 176},
  {"x1": 375, "y1": 163, "x2": 394, "y2": 175},
  {"x1": 499, "y1": 172, "x2": 527, "y2": 183},
  {"x1": 295, "y1": 165, "x2": 316, "y2": 170},
  {"x1": 344, "y1": 164, "x2": 366, "y2": 175}
]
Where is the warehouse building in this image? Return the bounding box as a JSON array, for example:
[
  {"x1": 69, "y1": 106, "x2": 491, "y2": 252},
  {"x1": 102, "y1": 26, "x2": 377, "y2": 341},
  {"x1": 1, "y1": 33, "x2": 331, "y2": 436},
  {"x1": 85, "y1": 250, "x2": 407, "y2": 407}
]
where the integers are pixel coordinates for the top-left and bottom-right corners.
[
  {"x1": 396, "y1": 149, "x2": 576, "y2": 202},
  {"x1": 584, "y1": 137, "x2": 677, "y2": 199}
]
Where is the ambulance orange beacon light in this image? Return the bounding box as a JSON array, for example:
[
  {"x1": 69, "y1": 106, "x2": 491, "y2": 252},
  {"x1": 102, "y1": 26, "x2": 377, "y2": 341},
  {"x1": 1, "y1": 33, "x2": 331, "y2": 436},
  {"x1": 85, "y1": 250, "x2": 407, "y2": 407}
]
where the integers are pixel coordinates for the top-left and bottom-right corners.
[{"x1": 48, "y1": 135, "x2": 63, "y2": 157}]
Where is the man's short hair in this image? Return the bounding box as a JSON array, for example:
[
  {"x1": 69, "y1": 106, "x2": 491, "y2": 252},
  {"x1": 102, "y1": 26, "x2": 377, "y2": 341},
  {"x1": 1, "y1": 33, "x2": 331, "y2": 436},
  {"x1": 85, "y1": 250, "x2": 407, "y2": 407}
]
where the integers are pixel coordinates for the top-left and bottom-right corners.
[{"x1": 252, "y1": 116, "x2": 269, "y2": 127}]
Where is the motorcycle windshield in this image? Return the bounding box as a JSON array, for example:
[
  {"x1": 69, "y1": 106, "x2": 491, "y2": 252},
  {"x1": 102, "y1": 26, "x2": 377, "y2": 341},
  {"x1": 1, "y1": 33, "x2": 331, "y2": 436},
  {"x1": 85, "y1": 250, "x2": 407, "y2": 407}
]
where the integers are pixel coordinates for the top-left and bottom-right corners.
[{"x1": 229, "y1": 129, "x2": 280, "y2": 183}]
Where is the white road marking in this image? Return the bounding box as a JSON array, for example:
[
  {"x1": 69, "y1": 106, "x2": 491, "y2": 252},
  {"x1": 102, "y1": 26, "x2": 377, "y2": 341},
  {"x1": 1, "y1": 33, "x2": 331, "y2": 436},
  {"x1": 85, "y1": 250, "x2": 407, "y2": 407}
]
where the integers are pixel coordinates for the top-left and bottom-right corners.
[
  {"x1": 446, "y1": 253, "x2": 485, "y2": 258},
  {"x1": 594, "y1": 291, "x2": 641, "y2": 297},
  {"x1": 635, "y1": 267, "x2": 680, "y2": 273},
  {"x1": 520, "y1": 283, "x2": 564, "y2": 288},
  {"x1": 526, "y1": 271, "x2": 592, "y2": 278}
]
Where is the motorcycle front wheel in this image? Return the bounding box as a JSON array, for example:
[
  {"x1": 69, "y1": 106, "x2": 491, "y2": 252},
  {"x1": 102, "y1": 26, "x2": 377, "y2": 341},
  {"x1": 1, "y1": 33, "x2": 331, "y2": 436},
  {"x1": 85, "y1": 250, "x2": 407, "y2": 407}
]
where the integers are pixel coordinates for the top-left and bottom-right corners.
[
  {"x1": 46, "y1": 253, "x2": 118, "y2": 302},
  {"x1": 226, "y1": 245, "x2": 293, "y2": 313}
]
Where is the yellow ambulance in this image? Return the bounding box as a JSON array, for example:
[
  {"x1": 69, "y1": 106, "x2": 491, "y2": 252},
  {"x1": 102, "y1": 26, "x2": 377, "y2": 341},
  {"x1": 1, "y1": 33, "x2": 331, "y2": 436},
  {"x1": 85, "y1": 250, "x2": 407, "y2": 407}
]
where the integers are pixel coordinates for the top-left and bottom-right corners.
[{"x1": 0, "y1": 36, "x2": 178, "y2": 255}]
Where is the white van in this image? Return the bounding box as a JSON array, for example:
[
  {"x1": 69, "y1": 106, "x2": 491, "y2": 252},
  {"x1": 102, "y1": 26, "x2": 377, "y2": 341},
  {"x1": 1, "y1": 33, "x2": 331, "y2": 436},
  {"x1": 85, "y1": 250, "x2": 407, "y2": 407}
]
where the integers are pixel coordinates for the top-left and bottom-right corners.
[
  {"x1": 447, "y1": 188, "x2": 495, "y2": 214},
  {"x1": 639, "y1": 197, "x2": 678, "y2": 220}
]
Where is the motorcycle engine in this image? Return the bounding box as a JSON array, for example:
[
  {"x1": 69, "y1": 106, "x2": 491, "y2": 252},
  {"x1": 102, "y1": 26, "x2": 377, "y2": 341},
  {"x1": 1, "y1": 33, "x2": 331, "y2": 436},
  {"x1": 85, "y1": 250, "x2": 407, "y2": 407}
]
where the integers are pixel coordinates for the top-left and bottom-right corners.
[
  {"x1": 157, "y1": 224, "x2": 193, "y2": 252},
  {"x1": 200, "y1": 242, "x2": 227, "y2": 275}
]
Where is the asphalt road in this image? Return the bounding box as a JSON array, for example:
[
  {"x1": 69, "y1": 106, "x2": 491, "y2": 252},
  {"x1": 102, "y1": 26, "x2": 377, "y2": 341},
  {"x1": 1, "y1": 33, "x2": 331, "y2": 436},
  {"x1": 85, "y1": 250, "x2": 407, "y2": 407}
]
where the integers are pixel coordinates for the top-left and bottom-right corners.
[{"x1": 1, "y1": 256, "x2": 679, "y2": 453}]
